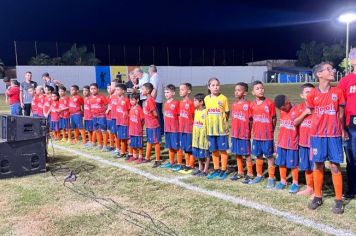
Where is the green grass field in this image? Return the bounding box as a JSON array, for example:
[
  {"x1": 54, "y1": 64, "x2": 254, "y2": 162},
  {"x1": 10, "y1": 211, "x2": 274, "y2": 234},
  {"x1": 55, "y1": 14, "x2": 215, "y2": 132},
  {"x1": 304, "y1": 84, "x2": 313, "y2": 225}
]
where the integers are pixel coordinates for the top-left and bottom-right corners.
[{"x1": 0, "y1": 83, "x2": 355, "y2": 236}]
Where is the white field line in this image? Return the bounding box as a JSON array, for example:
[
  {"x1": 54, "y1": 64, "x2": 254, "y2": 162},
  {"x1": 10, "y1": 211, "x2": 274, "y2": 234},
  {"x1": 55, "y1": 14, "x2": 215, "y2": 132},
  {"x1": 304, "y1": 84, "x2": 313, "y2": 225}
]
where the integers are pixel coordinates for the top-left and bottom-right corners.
[{"x1": 53, "y1": 144, "x2": 355, "y2": 236}]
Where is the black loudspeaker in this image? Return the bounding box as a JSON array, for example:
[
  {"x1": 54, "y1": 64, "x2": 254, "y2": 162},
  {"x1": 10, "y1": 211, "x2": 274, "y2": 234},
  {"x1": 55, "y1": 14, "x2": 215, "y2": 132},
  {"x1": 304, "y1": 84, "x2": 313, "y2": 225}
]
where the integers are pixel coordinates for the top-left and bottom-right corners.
[
  {"x1": 0, "y1": 137, "x2": 47, "y2": 178},
  {"x1": 0, "y1": 115, "x2": 47, "y2": 142}
]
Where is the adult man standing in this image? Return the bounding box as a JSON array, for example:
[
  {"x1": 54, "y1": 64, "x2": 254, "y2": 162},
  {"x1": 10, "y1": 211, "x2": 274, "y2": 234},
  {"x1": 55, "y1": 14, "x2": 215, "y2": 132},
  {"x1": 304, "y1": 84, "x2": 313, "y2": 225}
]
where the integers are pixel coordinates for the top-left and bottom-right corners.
[
  {"x1": 42, "y1": 72, "x2": 59, "y2": 91},
  {"x1": 20, "y1": 71, "x2": 37, "y2": 116},
  {"x1": 134, "y1": 68, "x2": 149, "y2": 104},
  {"x1": 338, "y1": 48, "x2": 356, "y2": 199},
  {"x1": 149, "y1": 65, "x2": 164, "y2": 134}
]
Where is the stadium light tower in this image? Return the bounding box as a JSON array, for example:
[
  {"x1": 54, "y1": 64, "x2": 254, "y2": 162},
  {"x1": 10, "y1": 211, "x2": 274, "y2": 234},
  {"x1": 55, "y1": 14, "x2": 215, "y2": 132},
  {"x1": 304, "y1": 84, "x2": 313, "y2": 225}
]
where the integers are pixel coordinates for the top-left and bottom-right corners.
[{"x1": 338, "y1": 12, "x2": 356, "y2": 74}]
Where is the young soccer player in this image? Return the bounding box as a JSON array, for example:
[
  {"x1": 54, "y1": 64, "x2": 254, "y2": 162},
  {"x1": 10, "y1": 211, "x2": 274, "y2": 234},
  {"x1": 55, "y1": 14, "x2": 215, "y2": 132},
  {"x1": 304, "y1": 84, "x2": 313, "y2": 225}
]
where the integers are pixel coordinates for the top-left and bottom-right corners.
[
  {"x1": 230, "y1": 82, "x2": 254, "y2": 183},
  {"x1": 141, "y1": 82, "x2": 161, "y2": 167},
  {"x1": 6, "y1": 79, "x2": 21, "y2": 115},
  {"x1": 32, "y1": 86, "x2": 45, "y2": 118},
  {"x1": 108, "y1": 79, "x2": 120, "y2": 152},
  {"x1": 58, "y1": 86, "x2": 71, "y2": 142},
  {"x1": 307, "y1": 62, "x2": 346, "y2": 214},
  {"x1": 192, "y1": 93, "x2": 210, "y2": 176},
  {"x1": 127, "y1": 93, "x2": 145, "y2": 163},
  {"x1": 43, "y1": 85, "x2": 54, "y2": 123},
  {"x1": 161, "y1": 84, "x2": 181, "y2": 169},
  {"x1": 274, "y1": 95, "x2": 299, "y2": 193},
  {"x1": 45, "y1": 91, "x2": 60, "y2": 140},
  {"x1": 205, "y1": 78, "x2": 230, "y2": 180},
  {"x1": 103, "y1": 84, "x2": 115, "y2": 152},
  {"x1": 89, "y1": 83, "x2": 108, "y2": 150},
  {"x1": 69, "y1": 85, "x2": 85, "y2": 144},
  {"x1": 293, "y1": 83, "x2": 315, "y2": 196},
  {"x1": 114, "y1": 83, "x2": 131, "y2": 158},
  {"x1": 173, "y1": 83, "x2": 194, "y2": 173},
  {"x1": 83, "y1": 86, "x2": 94, "y2": 146},
  {"x1": 249, "y1": 80, "x2": 277, "y2": 188}
]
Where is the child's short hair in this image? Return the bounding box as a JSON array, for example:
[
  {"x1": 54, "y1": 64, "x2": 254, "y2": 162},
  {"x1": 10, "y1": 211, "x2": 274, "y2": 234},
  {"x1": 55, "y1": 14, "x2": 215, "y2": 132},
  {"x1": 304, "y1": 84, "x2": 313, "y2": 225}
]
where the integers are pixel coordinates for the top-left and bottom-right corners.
[
  {"x1": 52, "y1": 91, "x2": 60, "y2": 98},
  {"x1": 129, "y1": 92, "x2": 140, "y2": 101},
  {"x1": 46, "y1": 85, "x2": 54, "y2": 92},
  {"x1": 165, "y1": 84, "x2": 176, "y2": 92},
  {"x1": 181, "y1": 83, "x2": 192, "y2": 91},
  {"x1": 300, "y1": 83, "x2": 315, "y2": 92},
  {"x1": 10, "y1": 79, "x2": 19, "y2": 86},
  {"x1": 89, "y1": 83, "x2": 98, "y2": 88},
  {"x1": 71, "y1": 85, "x2": 79, "y2": 91},
  {"x1": 83, "y1": 85, "x2": 90, "y2": 90},
  {"x1": 115, "y1": 83, "x2": 127, "y2": 91},
  {"x1": 143, "y1": 82, "x2": 154, "y2": 94},
  {"x1": 236, "y1": 82, "x2": 248, "y2": 92},
  {"x1": 58, "y1": 85, "x2": 67, "y2": 92},
  {"x1": 194, "y1": 93, "x2": 206, "y2": 106},
  {"x1": 251, "y1": 80, "x2": 263, "y2": 89},
  {"x1": 274, "y1": 94, "x2": 287, "y2": 109}
]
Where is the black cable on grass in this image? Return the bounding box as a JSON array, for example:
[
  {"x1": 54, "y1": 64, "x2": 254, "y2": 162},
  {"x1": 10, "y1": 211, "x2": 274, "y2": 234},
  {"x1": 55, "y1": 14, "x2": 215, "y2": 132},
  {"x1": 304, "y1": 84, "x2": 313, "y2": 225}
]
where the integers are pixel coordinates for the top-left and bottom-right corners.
[{"x1": 50, "y1": 163, "x2": 178, "y2": 236}]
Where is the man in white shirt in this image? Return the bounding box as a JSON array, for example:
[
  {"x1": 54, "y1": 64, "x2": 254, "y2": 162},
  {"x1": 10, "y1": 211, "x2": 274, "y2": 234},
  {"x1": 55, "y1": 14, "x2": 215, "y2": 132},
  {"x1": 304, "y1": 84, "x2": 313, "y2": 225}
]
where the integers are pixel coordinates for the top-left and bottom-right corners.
[
  {"x1": 134, "y1": 68, "x2": 149, "y2": 104},
  {"x1": 149, "y1": 65, "x2": 164, "y2": 135}
]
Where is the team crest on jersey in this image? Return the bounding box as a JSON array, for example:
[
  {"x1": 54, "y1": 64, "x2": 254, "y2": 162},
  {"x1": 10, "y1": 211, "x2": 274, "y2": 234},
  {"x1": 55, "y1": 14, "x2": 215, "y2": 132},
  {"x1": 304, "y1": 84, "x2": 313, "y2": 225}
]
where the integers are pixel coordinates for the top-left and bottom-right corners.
[
  {"x1": 185, "y1": 103, "x2": 189, "y2": 109},
  {"x1": 243, "y1": 104, "x2": 248, "y2": 111},
  {"x1": 313, "y1": 148, "x2": 318, "y2": 156},
  {"x1": 170, "y1": 104, "x2": 176, "y2": 110},
  {"x1": 201, "y1": 114, "x2": 206, "y2": 119},
  {"x1": 96, "y1": 98, "x2": 101, "y2": 102},
  {"x1": 331, "y1": 93, "x2": 337, "y2": 101},
  {"x1": 135, "y1": 109, "x2": 138, "y2": 115},
  {"x1": 218, "y1": 100, "x2": 223, "y2": 107},
  {"x1": 264, "y1": 106, "x2": 269, "y2": 113},
  {"x1": 121, "y1": 101, "x2": 126, "y2": 105}
]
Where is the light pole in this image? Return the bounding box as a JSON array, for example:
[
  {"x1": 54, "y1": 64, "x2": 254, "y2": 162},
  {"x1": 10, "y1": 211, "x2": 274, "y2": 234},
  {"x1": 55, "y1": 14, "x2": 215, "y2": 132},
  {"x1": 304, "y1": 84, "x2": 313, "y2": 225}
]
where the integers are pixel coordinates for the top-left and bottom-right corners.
[{"x1": 338, "y1": 12, "x2": 356, "y2": 74}]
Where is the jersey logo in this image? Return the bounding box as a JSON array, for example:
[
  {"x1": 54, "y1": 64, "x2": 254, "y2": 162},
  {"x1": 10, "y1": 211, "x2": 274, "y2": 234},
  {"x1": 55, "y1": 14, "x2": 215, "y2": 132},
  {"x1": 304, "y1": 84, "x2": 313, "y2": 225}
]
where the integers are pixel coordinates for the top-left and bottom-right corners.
[
  {"x1": 264, "y1": 106, "x2": 269, "y2": 113},
  {"x1": 96, "y1": 98, "x2": 101, "y2": 102},
  {"x1": 218, "y1": 100, "x2": 223, "y2": 107},
  {"x1": 312, "y1": 148, "x2": 318, "y2": 156},
  {"x1": 185, "y1": 103, "x2": 189, "y2": 109},
  {"x1": 121, "y1": 101, "x2": 126, "y2": 105},
  {"x1": 350, "y1": 85, "x2": 356, "y2": 94},
  {"x1": 331, "y1": 93, "x2": 337, "y2": 102},
  {"x1": 170, "y1": 104, "x2": 176, "y2": 110},
  {"x1": 201, "y1": 114, "x2": 206, "y2": 119},
  {"x1": 243, "y1": 104, "x2": 248, "y2": 111}
]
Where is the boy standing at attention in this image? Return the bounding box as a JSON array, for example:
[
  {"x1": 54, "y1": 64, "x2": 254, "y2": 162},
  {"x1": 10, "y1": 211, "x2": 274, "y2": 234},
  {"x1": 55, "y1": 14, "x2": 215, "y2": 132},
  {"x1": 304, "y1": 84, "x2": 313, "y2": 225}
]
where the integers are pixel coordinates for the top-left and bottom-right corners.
[
  {"x1": 161, "y1": 84, "x2": 181, "y2": 169},
  {"x1": 293, "y1": 83, "x2": 315, "y2": 196},
  {"x1": 141, "y1": 82, "x2": 161, "y2": 167},
  {"x1": 249, "y1": 80, "x2": 277, "y2": 188},
  {"x1": 69, "y1": 85, "x2": 85, "y2": 144},
  {"x1": 307, "y1": 62, "x2": 346, "y2": 214},
  {"x1": 230, "y1": 82, "x2": 254, "y2": 183},
  {"x1": 274, "y1": 95, "x2": 299, "y2": 193},
  {"x1": 83, "y1": 86, "x2": 94, "y2": 146},
  {"x1": 58, "y1": 86, "x2": 71, "y2": 142}
]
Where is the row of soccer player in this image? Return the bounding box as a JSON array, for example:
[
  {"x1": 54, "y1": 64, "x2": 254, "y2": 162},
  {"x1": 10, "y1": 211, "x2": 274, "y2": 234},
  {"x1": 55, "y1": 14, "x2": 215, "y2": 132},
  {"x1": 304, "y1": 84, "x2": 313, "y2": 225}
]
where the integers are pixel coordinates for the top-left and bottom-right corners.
[{"x1": 32, "y1": 68, "x2": 346, "y2": 214}]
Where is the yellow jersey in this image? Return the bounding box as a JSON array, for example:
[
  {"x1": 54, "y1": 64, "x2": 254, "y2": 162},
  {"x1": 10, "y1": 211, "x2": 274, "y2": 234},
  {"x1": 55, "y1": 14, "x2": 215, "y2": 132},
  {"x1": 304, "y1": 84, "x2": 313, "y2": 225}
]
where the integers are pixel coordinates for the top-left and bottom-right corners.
[
  {"x1": 192, "y1": 108, "x2": 208, "y2": 150},
  {"x1": 204, "y1": 94, "x2": 229, "y2": 136}
]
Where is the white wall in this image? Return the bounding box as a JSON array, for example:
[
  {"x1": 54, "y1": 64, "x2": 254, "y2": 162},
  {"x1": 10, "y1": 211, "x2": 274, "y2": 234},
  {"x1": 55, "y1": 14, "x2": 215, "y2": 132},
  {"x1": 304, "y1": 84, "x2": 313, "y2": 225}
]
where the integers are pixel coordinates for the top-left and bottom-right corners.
[{"x1": 0, "y1": 65, "x2": 267, "y2": 93}]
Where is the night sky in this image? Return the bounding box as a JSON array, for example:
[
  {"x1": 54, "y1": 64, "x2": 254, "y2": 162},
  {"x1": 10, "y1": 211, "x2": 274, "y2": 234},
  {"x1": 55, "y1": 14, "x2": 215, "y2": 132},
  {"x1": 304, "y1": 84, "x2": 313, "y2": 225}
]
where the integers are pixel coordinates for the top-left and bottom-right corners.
[{"x1": 1, "y1": 0, "x2": 356, "y2": 66}]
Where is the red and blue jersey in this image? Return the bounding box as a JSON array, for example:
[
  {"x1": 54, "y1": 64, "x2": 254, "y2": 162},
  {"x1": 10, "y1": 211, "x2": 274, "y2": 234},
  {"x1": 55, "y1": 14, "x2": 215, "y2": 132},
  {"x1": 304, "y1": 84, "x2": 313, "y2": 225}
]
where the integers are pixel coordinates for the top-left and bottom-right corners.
[
  {"x1": 115, "y1": 96, "x2": 130, "y2": 126},
  {"x1": 277, "y1": 106, "x2": 299, "y2": 150},
  {"x1": 83, "y1": 97, "x2": 92, "y2": 120},
  {"x1": 179, "y1": 98, "x2": 195, "y2": 133},
  {"x1": 293, "y1": 102, "x2": 312, "y2": 147},
  {"x1": 109, "y1": 94, "x2": 119, "y2": 120},
  {"x1": 59, "y1": 96, "x2": 70, "y2": 119},
  {"x1": 43, "y1": 95, "x2": 52, "y2": 116},
  {"x1": 69, "y1": 95, "x2": 84, "y2": 115},
  {"x1": 50, "y1": 101, "x2": 60, "y2": 122},
  {"x1": 129, "y1": 105, "x2": 144, "y2": 136},
  {"x1": 164, "y1": 99, "x2": 180, "y2": 132},
  {"x1": 89, "y1": 94, "x2": 107, "y2": 118},
  {"x1": 231, "y1": 99, "x2": 251, "y2": 139},
  {"x1": 306, "y1": 87, "x2": 345, "y2": 137},
  {"x1": 143, "y1": 96, "x2": 160, "y2": 129},
  {"x1": 251, "y1": 98, "x2": 276, "y2": 141}
]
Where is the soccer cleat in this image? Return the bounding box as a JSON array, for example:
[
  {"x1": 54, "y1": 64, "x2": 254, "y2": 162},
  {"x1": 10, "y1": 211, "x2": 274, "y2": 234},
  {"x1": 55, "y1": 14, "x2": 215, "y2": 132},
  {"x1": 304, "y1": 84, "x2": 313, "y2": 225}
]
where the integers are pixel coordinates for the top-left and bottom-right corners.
[
  {"x1": 84, "y1": 142, "x2": 93, "y2": 148},
  {"x1": 248, "y1": 176, "x2": 263, "y2": 184},
  {"x1": 127, "y1": 156, "x2": 136, "y2": 163},
  {"x1": 152, "y1": 161, "x2": 161, "y2": 168},
  {"x1": 160, "y1": 163, "x2": 173, "y2": 168},
  {"x1": 142, "y1": 159, "x2": 151, "y2": 163},
  {"x1": 207, "y1": 170, "x2": 221, "y2": 180},
  {"x1": 192, "y1": 169, "x2": 201, "y2": 175},
  {"x1": 289, "y1": 183, "x2": 299, "y2": 194},
  {"x1": 308, "y1": 197, "x2": 323, "y2": 210},
  {"x1": 135, "y1": 158, "x2": 143, "y2": 164},
  {"x1": 125, "y1": 154, "x2": 132, "y2": 161},
  {"x1": 216, "y1": 171, "x2": 228, "y2": 180},
  {"x1": 231, "y1": 173, "x2": 244, "y2": 181},
  {"x1": 266, "y1": 178, "x2": 276, "y2": 189},
  {"x1": 242, "y1": 175, "x2": 254, "y2": 184},
  {"x1": 197, "y1": 171, "x2": 208, "y2": 177},
  {"x1": 332, "y1": 200, "x2": 344, "y2": 214},
  {"x1": 172, "y1": 165, "x2": 185, "y2": 172},
  {"x1": 60, "y1": 138, "x2": 67, "y2": 142},
  {"x1": 183, "y1": 168, "x2": 193, "y2": 175},
  {"x1": 95, "y1": 145, "x2": 103, "y2": 150},
  {"x1": 275, "y1": 182, "x2": 287, "y2": 190},
  {"x1": 179, "y1": 167, "x2": 191, "y2": 174},
  {"x1": 102, "y1": 146, "x2": 112, "y2": 152}
]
